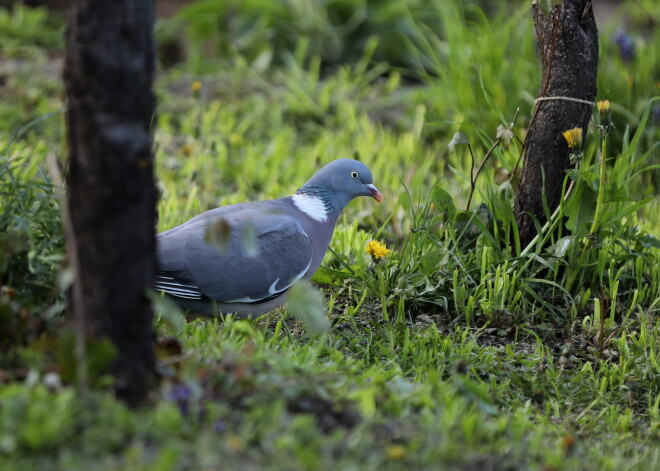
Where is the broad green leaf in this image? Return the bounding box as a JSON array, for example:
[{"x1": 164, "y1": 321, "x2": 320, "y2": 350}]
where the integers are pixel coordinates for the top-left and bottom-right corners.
[
  {"x1": 475, "y1": 203, "x2": 494, "y2": 229},
  {"x1": 420, "y1": 248, "x2": 447, "y2": 275},
  {"x1": 455, "y1": 204, "x2": 495, "y2": 248},
  {"x1": 430, "y1": 187, "x2": 456, "y2": 222},
  {"x1": 455, "y1": 210, "x2": 478, "y2": 239},
  {"x1": 567, "y1": 168, "x2": 598, "y2": 191},
  {"x1": 565, "y1": 185, "x2": 597, "y2": 236},
  {"x1": 312, "y1": 266, "x2": 355, "y2": 286},
  {"x1": 550, "y1": 236, "x2": 572, "y2": 258}
]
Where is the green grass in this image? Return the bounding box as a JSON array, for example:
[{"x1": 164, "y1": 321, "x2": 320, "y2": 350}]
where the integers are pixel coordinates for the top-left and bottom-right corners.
[
  {"x1": 2, "y1": 316, "x2": 660, "y2": 470},
  {"x1": 1, "y1": 1, "x2": 660, "y2": 470}
]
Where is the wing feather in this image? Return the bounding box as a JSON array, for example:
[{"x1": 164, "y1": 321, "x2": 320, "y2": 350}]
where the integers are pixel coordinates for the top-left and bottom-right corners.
[{"x1": 156, "y1": 204, "x2": 313, "y2": 304}]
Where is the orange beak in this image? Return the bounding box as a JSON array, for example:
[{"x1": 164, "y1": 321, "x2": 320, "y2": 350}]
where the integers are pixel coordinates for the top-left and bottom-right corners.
[{"x1": 366, "y1": 184, "x2": 383, "y2": 203}]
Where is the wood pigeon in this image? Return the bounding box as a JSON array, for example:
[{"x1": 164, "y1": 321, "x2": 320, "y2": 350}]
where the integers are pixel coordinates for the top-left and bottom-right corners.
[{"x1": 156, "y1": 158, "x2": 382, "y2": 316}]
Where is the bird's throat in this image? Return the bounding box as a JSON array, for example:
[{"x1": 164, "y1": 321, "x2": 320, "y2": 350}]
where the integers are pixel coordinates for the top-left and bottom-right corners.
[{"x1": 292, "y1": 191, "x2": 332, "y2": 222}]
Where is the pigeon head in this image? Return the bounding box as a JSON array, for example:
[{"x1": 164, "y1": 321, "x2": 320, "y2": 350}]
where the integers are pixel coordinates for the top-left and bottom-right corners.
[{"x1": 296, "y1": 158, "x2": 382, "y2": 215}]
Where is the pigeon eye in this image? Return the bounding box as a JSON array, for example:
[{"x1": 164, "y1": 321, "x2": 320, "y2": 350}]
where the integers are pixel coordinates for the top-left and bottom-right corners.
[{"x1": 350, "y1": 171, "x2": 359, "y2": 179}]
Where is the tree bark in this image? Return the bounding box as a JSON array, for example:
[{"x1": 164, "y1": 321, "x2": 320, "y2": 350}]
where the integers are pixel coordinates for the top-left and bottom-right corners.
[
  {"x1": 515, "y1": 0, "x2": 598, "y2": 247},
  {"x1": 64, "y1": 0, "x2": 157, "y2": 406}
]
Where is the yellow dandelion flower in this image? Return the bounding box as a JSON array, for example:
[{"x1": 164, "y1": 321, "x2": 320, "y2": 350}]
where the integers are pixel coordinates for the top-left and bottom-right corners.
[
  {"x1": 597, "y1": 99, "x2": 610, "y2": 113},
  {"x1": 191, "y1": 81, "x2": 202, "y2": 93},
  {"x1": 597, "y1": 99, "x2": 611, "y2": 127},
  {"x1": 386, "y1": 444, "x2": 407, "y2": 460},
  {"x1": 562, "y1": 127, "x2": 583, "y2": 150},
  {"x1": 229, "y1": 133, "x2": 243, "y2": 145},
  {"x1": 366, "y1": 240, "x2": 392, "y2": 261}
]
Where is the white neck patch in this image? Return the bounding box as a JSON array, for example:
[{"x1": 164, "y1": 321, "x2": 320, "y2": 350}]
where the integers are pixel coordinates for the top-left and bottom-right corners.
[{"x1": 291, "y1": 194, "x2": 328, "y2": 222}]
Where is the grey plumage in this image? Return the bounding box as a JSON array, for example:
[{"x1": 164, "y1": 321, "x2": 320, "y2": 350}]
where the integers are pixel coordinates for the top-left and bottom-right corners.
[{"x1": 156, "y1": 158, "x2": 382, "y2": 317}]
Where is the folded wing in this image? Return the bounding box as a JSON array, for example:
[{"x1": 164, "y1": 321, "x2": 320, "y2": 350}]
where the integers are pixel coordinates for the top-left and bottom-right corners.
[{"x1": 156, "y1": 207, "x2": 313, "y2": 304}]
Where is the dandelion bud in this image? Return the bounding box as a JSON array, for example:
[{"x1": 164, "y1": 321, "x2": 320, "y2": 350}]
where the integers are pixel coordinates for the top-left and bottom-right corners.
[
  {"x1": 191, "y1": 81, "x2": 202, "y2": 96},
  {"x1": 597, "y1": 99, "x2": 611, "y2": 126}
]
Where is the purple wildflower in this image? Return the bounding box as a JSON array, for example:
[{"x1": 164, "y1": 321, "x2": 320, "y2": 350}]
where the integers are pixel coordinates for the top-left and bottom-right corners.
[
  {"x1": 167, "y1": 382, "x2": 192, "y2": 415},
  {"x1": 214, "y1": 419, "x2": 227, "y2": 433},
  {"x1": 614, "y1": 30, "x2": 635, "y2": 63}
]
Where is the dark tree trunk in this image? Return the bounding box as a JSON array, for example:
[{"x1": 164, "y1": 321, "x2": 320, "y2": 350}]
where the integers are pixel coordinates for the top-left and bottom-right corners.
[
  {"x1": 515, "y1": 0, "x2": 598, "y2": 247},
  {"x1": 64, "y1": 0, "x2": 157, "y2": 406}
]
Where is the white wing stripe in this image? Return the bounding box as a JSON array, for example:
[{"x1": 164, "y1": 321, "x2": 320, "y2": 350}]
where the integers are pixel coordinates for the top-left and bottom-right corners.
[
  {"x1": 155, "y1": 283, "x2": 199, "y2": 294},
  {"x1": 156, "y1": 285, "x2": 199, "y2": 296},
  {"x1": 156, "y1": 280, "x2": 197, "y2": 289},
  {"x1": 156, "y1": 284, "x2": 201, "y2": 295},
  {"x1": 161, "y1": 292, "x2": 201, "y2": 300},
  {"x1": 155, "y1": 276, "x2": 203, "y2": 299}
]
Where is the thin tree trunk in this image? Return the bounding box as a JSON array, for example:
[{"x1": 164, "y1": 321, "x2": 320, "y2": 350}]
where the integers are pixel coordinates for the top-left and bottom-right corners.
[
  {"x1": 515, "y1": 0, "x2": 598, "y2": 247},
  {"x1": 64, "y1": 0, "x2": 157, "y2": 406}
]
